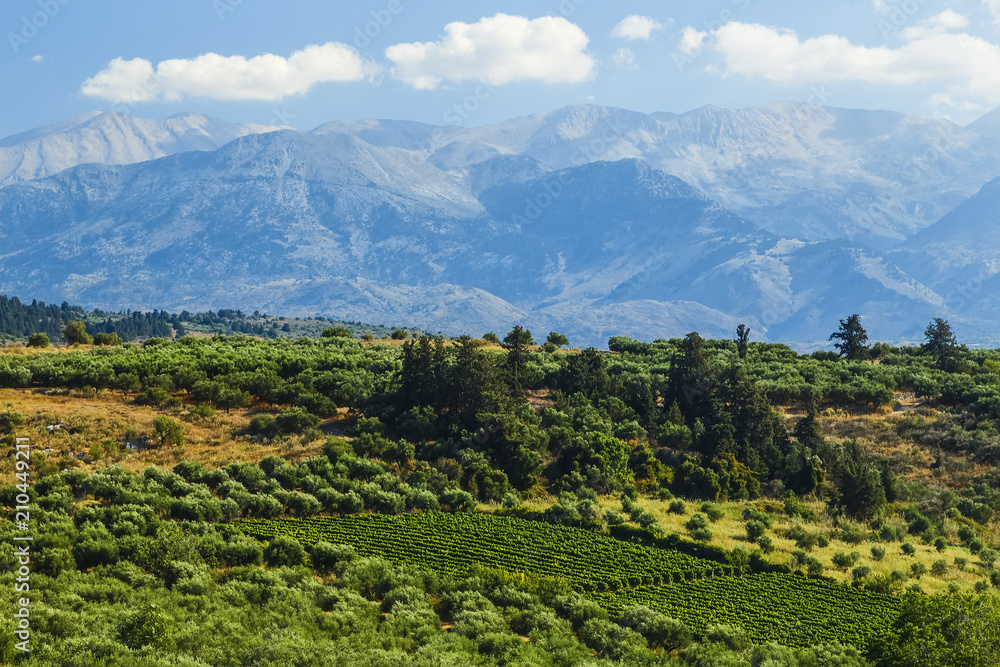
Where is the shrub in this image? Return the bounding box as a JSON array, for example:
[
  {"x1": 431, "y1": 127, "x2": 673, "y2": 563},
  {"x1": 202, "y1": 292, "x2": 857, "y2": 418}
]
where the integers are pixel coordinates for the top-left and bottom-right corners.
[
  {"x1": 0, "y1": 410, "x2": 26, "y2": 434},
  {"x1": 871, "y1": 545, "x2": 886, "y2": 561},
  {"x1": 249, "y1": 414, "x2": 277, "y2": 435},
  {"x1": 691, "y1": 528, "x2": 713, "y2": 542},
  {"x1": 322, "y1": 327, "x2": 352, "y2": 338},
  {"x1": 152, "y1": 416, "x2": 184, "y2": 447},
  {"x1": 745, "y1": 520, "x2": 767, "y2": 544},
  {"x1": 222, "y1": 540, "x2": 263, "y2": 567},
  {"x1": 311, "y1": 542, "x2": 356, "y2": 574},
  {"x1": 93, "y1": 332, "x2": 121, "y2": 346},
  {"x1": 957, "y1": 525, "x2": 977, "y2": 543},
  {"x1": 263, "y1": 535, "x2": 306, "y2": 567},
  {"x1": 806, "y1": 557, "x2": 825, "y2": 576},
  {"x1": 26, "y1": 333, "x2": 49, "y2": 348},
  {"x1": 705, "y1": 624, "x2": 750, "y2": 652},
  {"x1": 275, "y1": 407, "x2": 321, "y2": 434},
  {"x1": 617, "y1": 606, "x2": 692, "y2": 651},
  {"x1": 901, "y1": 542, "x2": 916, "y2": 556},
  {"x1": 668, "y1": 500, "x2": 686, "y2": 514},
  {"x1": 685, "y1": 513, "x2": 709, "y2": 532},
  {"x1": 702, "y1": 503, "x2": 725, "y2": 522},
  {"x1": 62, "y1": 320, "x2": 92, "y2": 345},
  {"x1": 840, "y1": 526, "x2": 865, "y2": 545},
  {"x1": 832, "y1": 552, "x2": 859, "y2": 570},
  {"x1": 116, "y1": 605, "x2": 168, "y2": 650}
]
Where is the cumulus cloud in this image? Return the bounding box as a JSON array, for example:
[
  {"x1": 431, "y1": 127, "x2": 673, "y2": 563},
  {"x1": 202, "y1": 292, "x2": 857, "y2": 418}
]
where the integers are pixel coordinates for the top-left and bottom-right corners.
[
  {"x1": 385, "y1": 13, "x2": 594, "y2": 90},
  {"x1": 611, "y1": 15, "x2": 665, "y2": 41},
  {"x1": 81, "y1": 42, "x2": 371, "y2": 103},
  {"x1": 697, "y1": 21, "x2": 1000, "y2": 107},
  {"x1": 30, "y1": 55, "x2": 43, "y2": 63}
]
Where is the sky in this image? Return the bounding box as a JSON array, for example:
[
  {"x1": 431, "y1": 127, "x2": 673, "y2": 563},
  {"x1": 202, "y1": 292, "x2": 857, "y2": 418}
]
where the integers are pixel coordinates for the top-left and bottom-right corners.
[{"x1": 3, "y1": 0, "x2": 1000, "y2": 138}]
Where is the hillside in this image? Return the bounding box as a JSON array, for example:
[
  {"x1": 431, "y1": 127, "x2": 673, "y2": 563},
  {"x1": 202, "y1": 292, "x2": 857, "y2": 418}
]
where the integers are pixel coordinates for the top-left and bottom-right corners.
[{"x1": 1, "y1": 322, "x2": 998, "y2": 664}]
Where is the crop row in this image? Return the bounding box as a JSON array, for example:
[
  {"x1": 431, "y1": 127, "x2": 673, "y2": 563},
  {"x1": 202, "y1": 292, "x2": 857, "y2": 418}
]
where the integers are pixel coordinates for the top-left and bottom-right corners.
[
  {"x1": 590, "y1": 573, "x2": 901, "y2": 650},
  {"x1": 235, "y1": 512, "x2": 724, "y2": 591}
]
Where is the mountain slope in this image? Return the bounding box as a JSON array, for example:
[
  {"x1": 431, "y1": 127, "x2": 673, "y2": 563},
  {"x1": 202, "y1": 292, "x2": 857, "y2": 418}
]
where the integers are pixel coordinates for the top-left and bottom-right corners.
[
  {"x1": 891, "y1": 174, "x2": 1000, "y2": 337},
  {"x1": 0, "y1": 128, "x2": 950, "y2": 346},
  {"x1": 0, "y1": 111, "x2": 286, "y2": 187},
  {"x1": 325, "y1": 103, "x2": 1000, "y2": 244}
]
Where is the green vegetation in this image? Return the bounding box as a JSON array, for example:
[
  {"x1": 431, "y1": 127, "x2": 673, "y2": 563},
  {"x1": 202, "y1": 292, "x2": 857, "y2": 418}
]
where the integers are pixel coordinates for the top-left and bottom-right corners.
[
  {"x1": 1, "y1": 309, "x2": 999, "y2": 665},
  {"x1": 0, "y1": 294, "x2": 440, "y2": 344},
  {"x1": 591, "y1": 573, "x2": 898, "y2": 648},
  {"x1": 235, "y1": 513, "x2": 724, "y2": 591}
]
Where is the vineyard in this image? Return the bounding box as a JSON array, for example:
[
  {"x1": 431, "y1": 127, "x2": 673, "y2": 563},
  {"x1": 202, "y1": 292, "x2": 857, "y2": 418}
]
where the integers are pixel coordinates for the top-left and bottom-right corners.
[
  {"x1": 235, "y1": 512, "x2": 724, "y2": 591},
  {"x1": 591, "y1": 573, "x2": 900, "y2": 649},
  {"x1": 235, "y1": 513, "x2": 903, "y2": 649}
]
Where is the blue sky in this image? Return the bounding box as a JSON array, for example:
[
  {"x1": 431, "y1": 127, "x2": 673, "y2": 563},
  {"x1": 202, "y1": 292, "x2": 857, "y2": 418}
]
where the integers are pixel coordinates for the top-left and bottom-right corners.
[{"x1": 3, "y1": 0, "x2": 1000, "y2": 137}]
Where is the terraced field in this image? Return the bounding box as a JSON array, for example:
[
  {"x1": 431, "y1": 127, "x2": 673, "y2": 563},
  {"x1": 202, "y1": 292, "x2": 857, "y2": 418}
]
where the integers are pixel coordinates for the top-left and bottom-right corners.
[
  {"x1": 236, "y1": 512, "x2": 904, "y2": 649},
  {"x1": 236, "y1": 512, "x2": 724, "y2": 591},
  {"x1": 591, "y1": 573, "x2": 900, "y2": 648}
]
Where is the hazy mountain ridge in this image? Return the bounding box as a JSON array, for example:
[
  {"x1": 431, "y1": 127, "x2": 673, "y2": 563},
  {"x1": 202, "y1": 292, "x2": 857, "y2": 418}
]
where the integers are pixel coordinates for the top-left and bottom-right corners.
[
  {"x1": 0, "y1": 111, "x2": 287, "y2": 187},
  {"x1": 1, "y1": 104, "x2": 999, "y2": 346}
]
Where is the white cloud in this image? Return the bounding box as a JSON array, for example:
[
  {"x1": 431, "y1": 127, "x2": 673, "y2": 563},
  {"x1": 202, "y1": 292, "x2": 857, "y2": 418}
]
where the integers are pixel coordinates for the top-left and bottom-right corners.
[
  {"x1": 699, "y1": 21, "x2": 1000, "y2": 107},
  {"x1": 928, "y1": 10, "x2": 969, "y2": 29},
  {"x1": 385, "y1": 13, "x2": 594, "y2": 90},
  {"x1": 613, "y1": 48, "x2": 636, "y2": 67},
  {"x1": 985, "y1": 0, "x2": 1000, "y2": 24},
  {"x1": 611, "y1": 15, "x2": 664, "y2": 41},
  {"x1": 30, "y1": 55, "x2": 43, "y2": 63},
  {"x1": 81, "y1": 42, "x2": 371, "y2": 104},
  {"x1": 678, "y1": 27, "x2": 708, "y2": 56}
]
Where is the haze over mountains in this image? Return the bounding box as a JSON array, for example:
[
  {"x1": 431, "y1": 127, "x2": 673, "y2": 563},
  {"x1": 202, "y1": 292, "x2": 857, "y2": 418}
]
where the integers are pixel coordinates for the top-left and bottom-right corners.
[{"x1": 1, "y1": 103, "x2": 999, "y2": 348}]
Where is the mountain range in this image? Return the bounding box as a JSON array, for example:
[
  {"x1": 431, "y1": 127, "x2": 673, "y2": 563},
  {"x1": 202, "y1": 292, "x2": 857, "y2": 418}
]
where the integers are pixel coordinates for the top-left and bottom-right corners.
[{"x1": 1, "y1": 104, "x2": 999, "y2": 348}]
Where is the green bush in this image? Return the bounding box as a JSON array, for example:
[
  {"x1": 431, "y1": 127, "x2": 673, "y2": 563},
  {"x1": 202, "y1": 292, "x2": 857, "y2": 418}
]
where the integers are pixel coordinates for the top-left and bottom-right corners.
[
  {"x1": 275, "y1": 407, "x2": 321, "y2": 434},
  {"x1": 263, "y1": 535, "x2": 306, "y2": 567},
  {"x1": 27, "y1": 332, "x2": 49, "y2": 348}
]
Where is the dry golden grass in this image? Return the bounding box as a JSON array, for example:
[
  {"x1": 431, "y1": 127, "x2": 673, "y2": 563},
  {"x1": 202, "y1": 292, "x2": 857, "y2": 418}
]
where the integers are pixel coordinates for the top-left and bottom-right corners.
[
  {"x1": 0, "y1": 388, "x2": 330, "y2": 479},
  {"x1": 0, "y1": 342, "x2": 95, "y2": 356}
]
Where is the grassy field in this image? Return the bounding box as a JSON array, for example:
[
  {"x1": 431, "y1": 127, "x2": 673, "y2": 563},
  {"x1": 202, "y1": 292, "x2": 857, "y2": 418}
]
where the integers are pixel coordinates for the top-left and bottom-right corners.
[
  {"x1": 509, "y1": 493, "x2": 993, "y2": 595},
  {"x1": 0, "y1": 386, "x2": 330, "y2": 477}
]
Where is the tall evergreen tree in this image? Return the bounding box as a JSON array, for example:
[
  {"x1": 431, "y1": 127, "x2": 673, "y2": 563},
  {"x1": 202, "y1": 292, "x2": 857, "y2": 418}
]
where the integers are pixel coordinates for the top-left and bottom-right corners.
[
  {"x1": 922, "y1": 318, "x2": 962, "y2": 371},
  {"x1": 502, "y1": 326, "x2": 534, "y2": 392},
  {"x1": 735, "y1": 324, "x2": 750, "y2": 360},
  {"x1": 829, "y1": 314, "x2": 869, "y2": 360}
]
